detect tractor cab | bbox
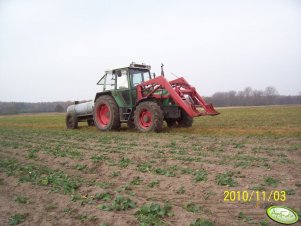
[96,63,152,91]
[95,63,153,122]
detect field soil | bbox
[0,105,300,226]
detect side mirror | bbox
[113,70,122,77]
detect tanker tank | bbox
[67,101,94,116]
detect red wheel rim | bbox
[138,109,152,128]
[96,104,110,127]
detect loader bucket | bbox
[201,104,219,116]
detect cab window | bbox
[142,71,151,82]
[104,72,115,91]
[130,69,151,87]
[132,72,142,86]
[116,70,129,89]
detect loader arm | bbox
[136,76,219,118]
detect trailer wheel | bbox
[66,113,78,129]
[87,119,94,126]
[134,101,163,132]
[178,110,193,127]
[94,95,120,131]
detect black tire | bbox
[178,110,193,127]
[93,95,120,131]
[87,119,94,126]
[134,101,163,132]
[166,119,177,128]
[66,112,78,129]
[127,118,135,129]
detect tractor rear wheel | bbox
[178,110,193,127]
[134,101,163,132]
[66,113,78,129]
[94,95,120,131]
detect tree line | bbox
[0,86,300,115]
[0,101,73,115]
[206,86,301,107]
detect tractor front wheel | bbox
[178,110,193,127]
[166,119,177,128]
[66,113,78,129]
[134,101,163,132]
[93,95,120,131]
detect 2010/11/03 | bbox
[224,190,286,202]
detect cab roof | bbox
[105,63,151,73]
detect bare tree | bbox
[55,104,64,112]
[252,89,264,105]
[264,86,279,104]
[264,86,279,96]
[243,87,252,105]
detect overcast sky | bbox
[0,0,300,102]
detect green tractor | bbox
[66,63,219,132]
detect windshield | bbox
[130,69,151,87]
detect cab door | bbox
[113,69,132,108]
